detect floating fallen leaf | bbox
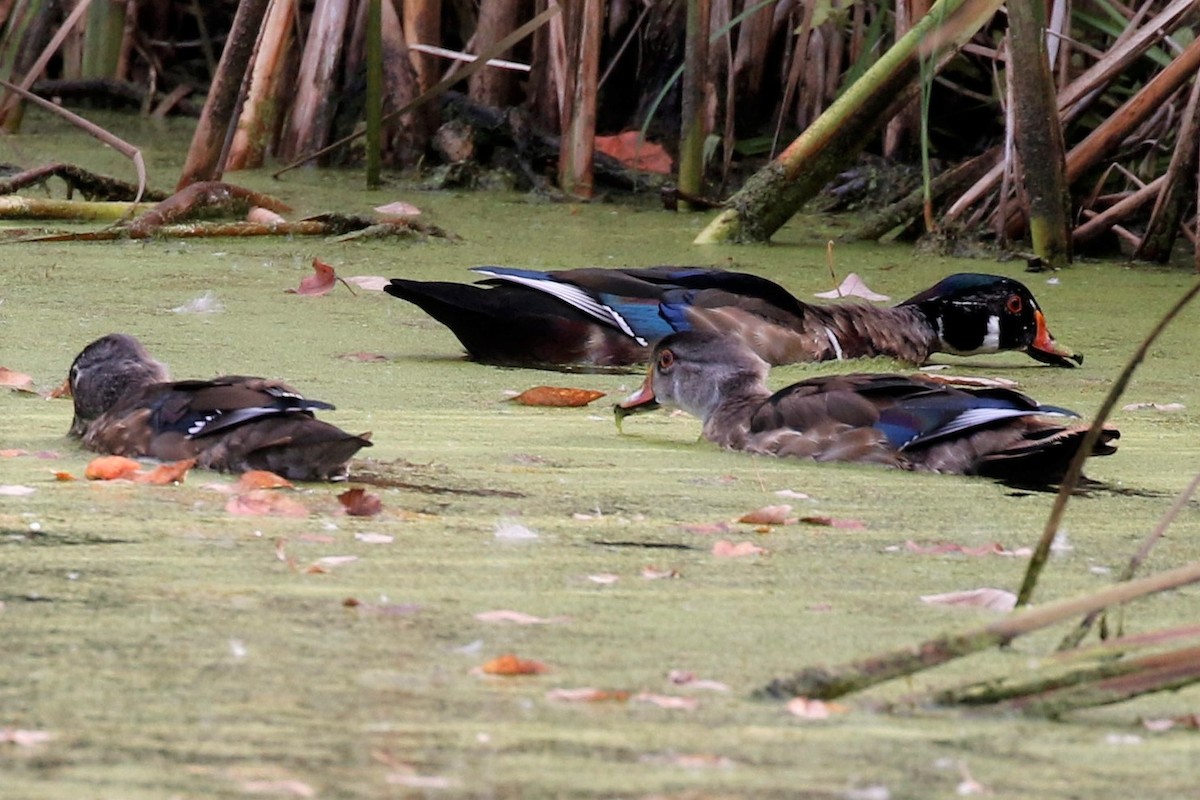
[920,587,1017,612]
[374,200,423,218]
[917,373,1019,389]
[786,696,847,719]
[546,687,631,703]
[44,378,72,399]
[84,455,142,480]
[800,515,866,530]
[681,521,732,535]
[587,573,620,585]
[667,670,730,692]
[225,490,310,517]
[306,555,358,575]
[474,609,569,625]
[643,752,736,769]
[286,257,338,296]
[903,539,1030,557]
[52,471,77,481]
[738,504,795,525]
[0,728,54,746]
[1142,713,1200,732]
[238,779,315,798]
[1122,402,1185,412]
[510,386,606,407]
[237,470,294,491]
[338,487,383,516]
[633,692,699,710]
[338,351,389,362]
[774,489,812,500]
[0,485,36,496]
[494,519,538,539]
[1,449,28,457]
[641,566,680,580]
[813,272,890,301]
[594,131,673,174]
[711,539,767,557]
[385,774,458,790]
[343,275,391,291]
[343,597,422,615]
[0,366,34,391]
[354,532,394,544]
[247,206,286,225]
[477,653,549,675]
[132,459,195,485]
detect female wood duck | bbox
[385,267,1081,370]
[68,334,372,481]
[616,331,1117,482]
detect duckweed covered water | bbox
[2,111,1200,798]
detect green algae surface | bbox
[2,112,1200,798]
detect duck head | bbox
[616,331,768,428]
[899,274,1082,367]
[69,333,169,436]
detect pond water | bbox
[1,110,1199,798]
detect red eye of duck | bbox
[1005,294,1023,314]
[658,349,675,370]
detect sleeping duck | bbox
[68,334,372,481]
[385,267,1081,370]
[615,330,1117,483]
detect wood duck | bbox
[385,267,1081,370]
[68,334,372,481]
[615,331,1117,482]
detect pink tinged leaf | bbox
[0,485,36,496]
[738,504,795,525]
[641,566,681,580]
[0,728,54,746]
[474,610,570,625]
[374,200,423,218]
[247,206,287,224]
[667,670,730,692]
[920,588,1017,612]
[546,687,631,703]
[711,539,767,558]
[633,692,699,710]
[385,774,458,790]
[775,489,812,500]
[225,490,310,517]
[813,272,891,301]
[786,696,847,719]
[343,275,391,291]
[354,532,394,544]
[800,515,866,530]
[238,779,315,797]
[0,367,35,392]
[681,521,732,535]
[286,258,338,296]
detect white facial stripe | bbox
[982,314,1001,352]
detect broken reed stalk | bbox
[757,559,1200,700]
[1057,470,1200,651]
[0,79,146,203]
[365,0,382,188]
[1015,278,1200,608]
[273,4,560,176]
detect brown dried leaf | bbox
[511,386,606,407]
[711,539,767,558]
[738,504,795,525]
[920,587,1017,612]
[225,490,310,517]
[286,258,338,296]
[44,377,72,399]
[594,131,673,174]
[477,654,549,675]
[0,366,34,391]
[904,539,1029,557]
[338,487,382,516]
[84,455,143,480]
[132,458,195,485]
[800,515,866,530]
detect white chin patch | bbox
[944,315,1001,355]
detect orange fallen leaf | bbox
[594,131,674,174]
[85,455,143,480]
[0,366,34,391]
[225,490,310,517]
[477,654,549,676]
[800,515,866,530]
[711,539,767,558]
[132,459,195,485]
[53,471,77,481]
[286,257,338,296]
[44,378,72,399]
[338,487,382,516]
[510,386,606,407]
[237,470,294,491]
[738,504,795,525]
[546,687,631,703]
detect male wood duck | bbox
[68,334,372,481]
[385,267,1081,370]
[615,331,1117,482]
